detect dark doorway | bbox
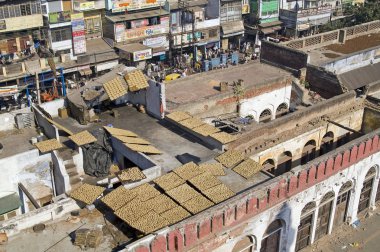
[358,167,376,214]
[314,192,334,241]
[301,140,317,165]
[260,220,283,252]
[334,182,352,228]
[296,202,316,251]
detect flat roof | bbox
[305,32,380,66]
[106,9,169,23]
[165,62,291,108]
[0,128,38,159]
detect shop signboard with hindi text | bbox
[133,48,152,62]
[108,0,165,12]
[71,13,86,55]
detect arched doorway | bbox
[334,181,352,228]
[232,236,256,252]
[296,202,316,251]
[315,191,335,241]
[259,109,272,123]
[301,140,317,165]
[276,103,288,117]
[320,132,334,155]
[277,151,293,175]
[260,219,284,252]
[262,159,275,175]
[358,166,377,214]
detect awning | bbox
[258,20,283,28]
[222,20,245,37]
[79,68,92,76]
[117,43,152,61]
[261,26,282,34]
[0,193,21,215]
[106,9,169,22]
[116,43,151,53]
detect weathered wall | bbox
[33,105,60,140]
[146,80,165,119]
[40,99,65,117]
[260,41,309,73]
[306,65,343,99]
[123,130,380,252]
[0,107,31,131]
[51,150,71,195]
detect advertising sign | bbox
[71,12,86,55]
[80,1,95,10]
[115,23,126,42]
[49,11,71,24]
[143,36,168,48]
[242,4,250,14]
[133,48,152,61]
[125,18,169,40]
[109,0,165,12]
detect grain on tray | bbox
[132,211,169,234]
[166,183,201,204]
[146,194,178,214]
[125,143,162,154]
[203,184,235,203]
[160,206,191,225]
[34,139,63,153]
[113,135,150,145]
[215,150,245,168]
[232,159,262,179]
[188,172,222,191]
[173,161,203,180]
[178,117,205,129]
[153,172,185,191]
[192,124,220,137]
[115,198,152,223]
[182,195,214,214]
[70,183,105,205]
[199,163,226,176]
[100,186,137,210]
[129,183,161,201]
[210,132,238,144]
[68,130,97,146]
[117,167,146,182]
[103,126,138,137]
[166,111,192,122]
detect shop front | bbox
[221,20,245,50]
[117,43,152,69]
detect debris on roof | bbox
[166,111,192,122]
[100,186,137,211]
[199,163,226,176]
[103,77,128,101]
[68,130,97,146]
[124,70,149,92]
[233,159,262,179]
[173,162,203,180]
[117,167,146,182]
[153,172,186,191]
[215,150,245,168]
[203,184,235,204]
[34,139,63,153]
[70,183,105,205]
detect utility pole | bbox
[35,72,41,105]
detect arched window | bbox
[320,132,334,155]
[301,140,317,165]
[232,236,256,252]
[276,103,288,117]
[358,166,377,213]
[260,219,284,252]
[262,159,275,175]
[296,202,316,251]
[277,151,293,175]
[259,109,272,123]
[334,181,353,228]
[315,192,335,241]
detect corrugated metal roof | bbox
[338,62,380,90]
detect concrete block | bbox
[342,150,351,168]
[258,196,267,211]
[298,170,308,190]
[316,162,326,182]
[357,142,366,160]
[333,154,343,171]
[325,158,334,176]
[211,214,223,233]
[288,176,298,195]
[247,197,258,215]
[236,202,247,221]
[364,139,372,157]
[371,135,379,153]
[350,145,358,163]
[224,207,236,227]
[307,166,317,186]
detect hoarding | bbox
[49,11,71,24]
[125,16,169,40]
[109,0,165,12]
[115,23,126,42]
[71,13,86,55]
[133,48,152,61]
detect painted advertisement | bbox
[125,16,169,40]
[71,13,86,55]
[143,36,168,48]
[109,0,165,12]
[48,11,71,24]
[115,23,126,42]
[133,48,152,61]
[73,1,96,11]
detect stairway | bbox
[57,148,82,191]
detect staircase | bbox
[57,148,82,191]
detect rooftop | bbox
[0,128,38,159]
[305,32,380,66]
[165,62,291,110]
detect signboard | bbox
[115,23,126,42]
[133,48,152,62]
[242,4,250,14]
[71,13,86,55]
[49,11,71,24]
[143,36,168,48]
[125,17,169,40]
[174,32,202,46]
[109,0,165,12]
[0,20,6,30]
[80,1,95,10]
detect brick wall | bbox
[306,65,343,99]
[125,129,380,252]
[260,41,309,73]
